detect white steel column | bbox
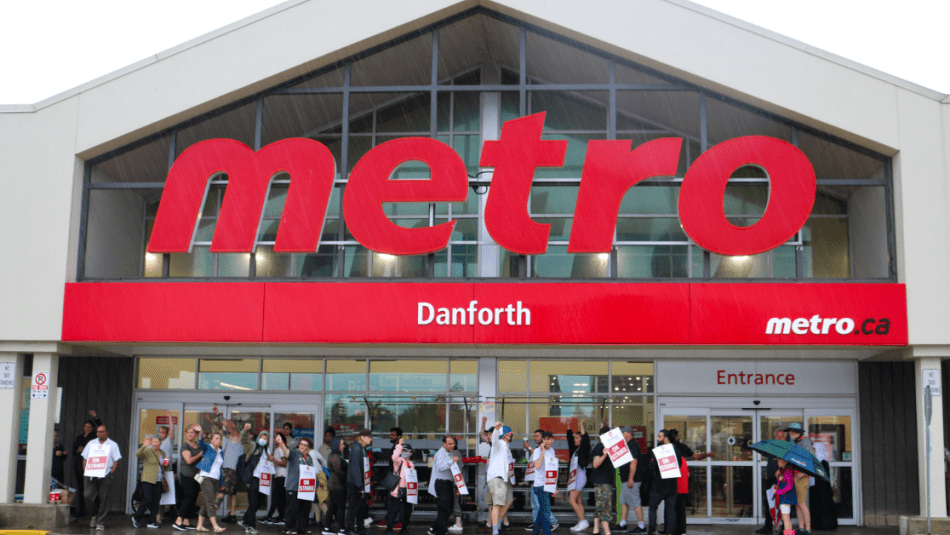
[23,352,59,504]
[477,63,502,277]
[915,356,947,517]
[0,352,25,503]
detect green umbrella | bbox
[749,439,829,480]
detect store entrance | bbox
[658,398,857,525]
[131,394,322,515]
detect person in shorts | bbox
[617,427,644,533]
[590,425,615,535]
[785,423,814,535]
[487,422,515,535]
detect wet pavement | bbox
[45,515,900,535]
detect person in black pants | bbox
[346,429,374,535]
[755,429,784,535]
[324,437,348,534]
[430,435,459,535]
[384,441,414,535]
[647,430,681,535]
[242,431,271,534]
[265,431,289,525]
[173,425,204,530]
[277,434,317,535]
[71,410,102,517]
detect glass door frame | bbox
[659,397,860,526]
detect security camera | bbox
[224,395,231,401]
[753,400,761,405]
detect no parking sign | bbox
[31,372,49,399]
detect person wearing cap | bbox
[530,431,557,535]
[617,426,644,533]
[487,422,515,535]
[346,429,374,535]
[589,425,616,535]
[784,423,814,535]
[384,437,415,535]
[524,430,558,532]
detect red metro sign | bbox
[147,113,816,257]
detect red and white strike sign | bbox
[543,454,559,494]
[450,462,469,495]
[406,468,419,504]
[600,428,633,467]
[298,465,317,501]
[653,444,681,479]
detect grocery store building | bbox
[1,0,948,528]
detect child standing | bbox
[774,459,798,535]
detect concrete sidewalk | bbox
[43,515,899,535]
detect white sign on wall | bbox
[922,369,942,396]
[655,361,856,395]
[31,371,49,399]
[0,363,15,389]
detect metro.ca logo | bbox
[765,315,892,336]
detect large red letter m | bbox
[147,139,336,253]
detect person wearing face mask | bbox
[277,434,318,535]
[242,431,272,534]
[72,409,102,518]
[194,430,226,533]
[384,438,415,535]
[379,428,403,531]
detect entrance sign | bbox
[148,114,815,258]
[600,428,633,467]
[653,444,680,479]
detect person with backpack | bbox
[241,430,272,534]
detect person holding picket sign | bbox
[531,432,557,535]
[384,439,415,535]
[430,435,461,535]
[566,420,591,532]
[277,434,318,535]
[243,430,274,534]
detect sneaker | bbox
[246,528,260,534]
[365,518,375,528]
[148,524,161,529]
[275,521,285,526]
[238,520,246,527]
[323,529,336,535]
[449,526,462,533]
[378,521,389,529]
[187,526,197,530]
[97,525,106,531]
[133,517,141,528]
[571,521,589,532]
[428,529,435,535]
[393,524,403,532]
[90,519,97,528]
[174,523,188,531]
[551,522,559,531]
[524,525,534,532]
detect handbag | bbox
[380,461,403,493]
[194,474,205,485]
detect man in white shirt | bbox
[82,424,122,531]
[487,422,514,535]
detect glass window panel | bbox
[198,372,258,391]
[690,245,705,278]
[351,34,432,86]
[501,91,520,122]
[723,181,769,221]
[802,218,850,278]
[450,361,477,392]
[528,361,608,393]
[710,415,752,461]
[218,252,251,277]
[92,137,171,184]
[616,91,701,141]
[533,218,572,242]
[705,96,793,144]
[263,359,323,391]
[611,361,655,395]
[711,252,771,279]
[143,249,162,278]
[531,185,578,215]
[276,411,315,445]
[687,465,708,517]
[532,246,609,278]
[611,396,654,443]
[261,93,345,146]
[528,396,599,437]
[261,373,289,390]
[808,415,852,462]
[196,219,217,242]
[262,182,288,219]
[137,358,196,389]
[85,189,157,278]
[325,394,365,436]
[326,360,366,391]
[812,191,848,215]
[169,246,215,277]
[296,245,339,278]
[453,134,482,174]
[535,134,602,178]
[176,103,257,156]
[664,415,706,457]
[759,415,803,448]
[343,244,371,277]
[449,402,478,442]
[381,201,430,217]
[846,185,888,278]
[499,361,527,393]
[529,91,607,131]
[354,93,431,133]
[798,130,886,181]
[829,466,854,519]
[138,409,182,449]
[526,32,609,85]
[256,245,294,277]
[370,397,446,438]
[500,401,527,437]
[438,217,477,241]
[290,373,323,391]
[371,252,427,278]
[439,244,478,278]
[616,218,688,242]
[619,185,679,215]
[618,245,689,278]
[615,63,670,86]
[370,360,447,392]
[710,466,754,518]
[771,246,797,278]
[346,136,373,171]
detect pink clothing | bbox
[775,468,795,497]
[390,444,415,497]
